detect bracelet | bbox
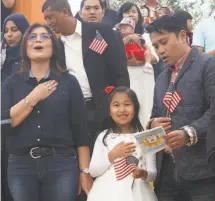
[23,98,34,108]
[181,126,198,146]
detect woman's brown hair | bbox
[19,23,66,74]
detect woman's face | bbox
[26,27,53,62]
[187,19,193,32]
[4,20,22,47]
[122,6,139,24]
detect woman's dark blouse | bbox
[1,71,90,154]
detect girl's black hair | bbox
[117,2,144,35]
[102,86,144,146]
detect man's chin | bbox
[88,18,98,22]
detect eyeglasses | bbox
[27,33,52,41]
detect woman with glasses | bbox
[1,23,92,201]
[1,13,29,84]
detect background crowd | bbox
[1,0,215,201]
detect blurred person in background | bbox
[174,10,193,46]
[140,0,173,24]
[117,2,158,128]
[192,0,215,56]
[118,2,162,80]
[118,2,145,35]
[75,0,118,27]
[79,0,105,23]
[1,13,29,201]
[1,13,30,83]
[1,0,15,30]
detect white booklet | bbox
[134,126,166,155]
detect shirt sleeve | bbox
[67,74,90,147]
[145,153,157,182]
[192,21,205,48]
[89,131,112,178]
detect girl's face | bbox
[109,92,135,132]
[122,6,139,24]
[4,20,22,47]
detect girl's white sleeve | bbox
[89,132,112,178]
[145,153,157,182]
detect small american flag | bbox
[114,156,139,181]
[163,82,181,114]
[89,30,108,54]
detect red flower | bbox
[105,86,115,95]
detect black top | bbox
[1,45,22,84]
[1,71,90,154]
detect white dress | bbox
[87,130,158,201]
[128,33,158,128]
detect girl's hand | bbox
[132,168,148,180]
[108,142,136,163]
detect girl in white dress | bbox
[87,86,157,201]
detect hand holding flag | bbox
[132,168,148,180]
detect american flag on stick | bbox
[114,156,139,181]
[163,82,182,114]
[89,30,108,54]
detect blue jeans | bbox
[7,152,79,201]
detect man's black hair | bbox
[146,15,184,35]
[173,10,193,31]
[42,0,73,16]
[80,0,104,11]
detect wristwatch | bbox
[181,126,197,146]
[80,168,90,174]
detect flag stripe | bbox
[89,31,108,54]
[163,83,182,114]
[116,165,137,180]
[114,156,138,181]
